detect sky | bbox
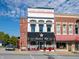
[0,0,79,36]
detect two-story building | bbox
[19,7,56,51]
[55,14,79,52]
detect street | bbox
[0,48,79,59]
[0,54,79,59]
[0,54,48,59]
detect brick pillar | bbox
[73,23,75,35]
[54,17,56,34]
[60,17,62,34]
[67,23,69,34]
[19,18,28,50]
[71,43,75,52]
[54,17,56,51]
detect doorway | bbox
[68,43,72,51]
[38,41,44,50]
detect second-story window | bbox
[46,20,52,32]
[39,24,43,32]
[30,20,36,32]
[38,20,44,32]
[47,25,51,32]
[31,24,36,32]
[62,24,67,34]
[75,24,78,34]
[56,24,61,34]
[68,24,73,34]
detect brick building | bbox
[19,7,79,52]
[55,14,79,52]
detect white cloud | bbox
[0,0,79,17]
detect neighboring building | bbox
[55,14,79,52]
[19,7,56,51]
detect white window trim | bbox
[56,22,61,35]
[62,23,67,35]
[68,23,73,35]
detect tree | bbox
[0,32,5,40]
[3,34,10,45]
[10,36,18,46]
[0,32,18,47]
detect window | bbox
[56,24,61,34]
[75,24,78,34]
[38,20,44,32]
[31,24,35,32]
[62,24,67,34]
[30,41,36,45]
[46,41,51,45]
[56,42,66,49]
[47,25,51,32]
[30,20,36,24]
[38,20,44,24]
[39,24,43,32]
[68,24,73,34]
[75,42,79,50]
[46,20,52,24]
[46,20,52,32]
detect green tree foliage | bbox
[3,34,10,45]
[0,32,18,47]
[0,32,5,40]
[10,36,17,46]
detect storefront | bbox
[27,32,56,51]
[56,42,66,49]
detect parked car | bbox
[5,44,15,51]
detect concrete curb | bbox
[0,51,79,56]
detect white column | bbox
[28,23,31,32]
[35,24,39,32]
[43,24,47,32]
[51,24,54,32]
[45,41,46,47]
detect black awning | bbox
[28,32,55,41]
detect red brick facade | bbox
[55,14,79,42]
[19,18,28,50]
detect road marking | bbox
[30,54,35,59]
[0,55,4,59]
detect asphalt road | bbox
[48,55,79,59]
[0,54,79,59]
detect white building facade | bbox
[27,8,54,32]
[26,7,55,51]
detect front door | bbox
[38,41,44,50]
[68,43,72,51]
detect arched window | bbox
[30,20,36,32]
[38,20,44,24]
[46,20,52,32]
[38,20,44,32]
[30,20,36,24]
[46,20,52,25]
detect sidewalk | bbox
[46,51,76,56]
[0,48,79,56]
